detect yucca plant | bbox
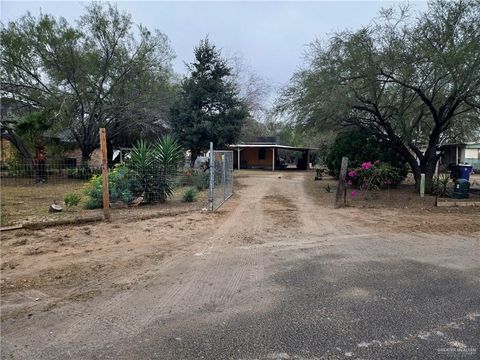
[153,135,184,202]
[432,174,451,197]
[125,136,184,204]
[128,140,157,203]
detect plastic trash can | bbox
[457,165,473,181]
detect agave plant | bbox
[126,136,184,204]
[127,140,156,203]
[153,135,184,202]
[432,174,451,197]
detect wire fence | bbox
[0,159,209,227]
[210,150,234,210]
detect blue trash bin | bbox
[458,165,473,181]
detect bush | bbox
[325,130,408,178]
[432,174,452,197]
[193,169,209,190]
[82,135,184,209]
[64,193,81,208]
[182,187,198,202]
[83,165,136,209]
[347,161,404,191]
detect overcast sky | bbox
[1,1,428,102]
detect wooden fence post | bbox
[100,128,110,222]
[335,156,349,208]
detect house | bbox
[465,142,480,170]
[437,142,480,170]
[229,137,316,171]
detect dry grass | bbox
[1,177,209,227]
[1,178,87,226]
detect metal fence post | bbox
[222,154,226,202]
[209,142,214,211]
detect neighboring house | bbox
[0,138,15,164]
[464,142,480,170]
[437,142,480,171]
[229,137,315,171]
[438,143,466,168]
[63,147,103,169]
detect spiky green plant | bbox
[126,136,184,203]
[182,187,198,202]
[153,135,184,202]
[432,174,451,197]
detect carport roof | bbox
[229,144,317,151]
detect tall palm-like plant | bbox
[128,140,156,202]
[154,135,184,202]
[126,136,184,203]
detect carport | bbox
[229,144,314,171]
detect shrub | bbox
[347,161,404,191]
[64,193,81,208]
[193,169,209,190]
[83,136,184,208]
[432,174,452,197]
[83,165,135,209]
[182,187,198,202]
[325,130,408,178]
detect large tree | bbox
[279,0,480,192]
[170,38,248,167]
[1,3,175,162]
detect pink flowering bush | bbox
[361,161,373,170]
[347,160,403,192]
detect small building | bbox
[435,142,480,172]
[465,142,480,170]
[229,137,315,171]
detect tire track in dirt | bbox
[3,172,325,359]
[39,177,271,354]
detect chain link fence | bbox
[0,142,235,226]
[209,148,234,210]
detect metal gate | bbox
[209,143,233,210]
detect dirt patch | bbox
[0,207,222,320]
[263,194,298,229]
[304,174,480,235]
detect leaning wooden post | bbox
[335,156,349,208]
[100,128,110,222]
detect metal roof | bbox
[228,144,317,151]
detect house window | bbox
[258,148,266,160]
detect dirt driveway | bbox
[1,172,479,359]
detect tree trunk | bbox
[80,148,93,168]
[190,150,199,168]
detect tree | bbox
[170,38,248,167]
[325,130,408,178]
[1,3,175,162]
[279,0,480,192]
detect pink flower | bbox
[347,180,352,186]
[351,190,357,198]
[348,170,357,178]
[361,162,373,170]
